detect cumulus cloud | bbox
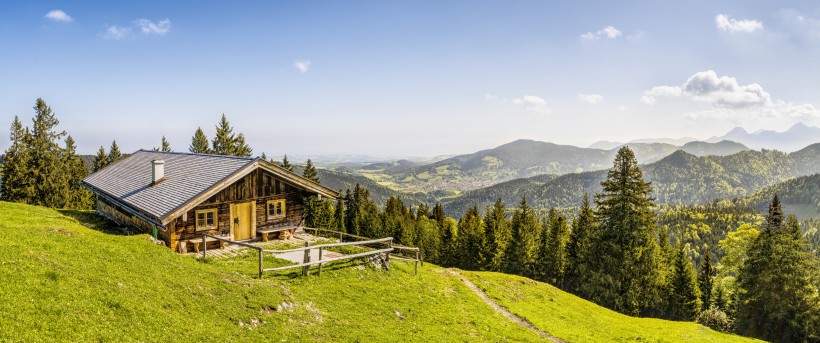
[45,9,73,22]
[513,95,550,114]
[642,70,820,120]
[134,19,171,35]
[294,60,311,73]
[580,26,622,41]
[578,93,603,104]
[716,14,763,33]
[104,25,131,40]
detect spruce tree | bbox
[28,98,66,207]
[302,159,319,183]
[416,203,430,219]
[539,208,570,285]
[432,203,446,228]
[736,197,820,342]
[456,205,485,270]
[668,244,702,321]
[92,146,108,172]
[211,114,253,156]
[483,199,510,272]
[282,154,293,172]
[108,140,122,165]
[565,194,595,294]
[61,136,92,209]
[189,127,211,154]
[0,116,33,203]
[333,191,345,233]
[155,135,172,152]
[502,196,541,277]
[588,146,664,316]
[698,248,715,309]
[344,187,360,235]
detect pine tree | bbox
[668,244,702,321]
[483,199,510,271]
[698,248,715,309]
[282,154,293,172]
[333,191,345,233]
[456,205,485,270]
[302,159,319,183]
[61,136,92,209]
[28,98,66,207]
[233,133,252,157]
[736,197,820,342]
[415,216,441,263]
[0,116,33,203]
[155,135,172,152]
[189,127,211,154]
[416,203,430,219]
[432,203,446,228]
[344,187,360,235]
[539,208,570,285]
[565,194,595,293]
[588,146,664,316]
[502,196,541,277]
[108,140,122,165]
[92,146,108,172]
[211,114,252,156]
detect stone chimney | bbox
[152,159,165,184]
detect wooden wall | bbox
[96,198,170,244]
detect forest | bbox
[2,98,820,342]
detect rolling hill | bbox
[0,201,758,342]
[443,144,820,216]
[737,173,820,219]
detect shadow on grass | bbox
[57,209,138,236]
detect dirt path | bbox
[446,270,565,343]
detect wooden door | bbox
[231,202,255,241]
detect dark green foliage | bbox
[108,140,122,165]
[303,159,319,183]
[502,196,541,278]
[736,197,820,342]
[698,249,715,309]
[564,194,595,293]
[333,191,345,232]
[154,136,172,152]
[282,154,293,172]
[537,208,570,285]
[92,146,107,172]
[416,203,430,219]
[189,127,211,154]
[587,147,664,316]
[0,116,33,203]
[303,196,334,229]
[455,205,485,270]
[211,114,252,157]
[28,99,66,207]
[414,216,441,263]
[483,199,511,272]
[432,203,446,228]
[60,136,92,209]
[344,188,360,236]
[668,244,702,321]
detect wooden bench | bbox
[257,225,299,241]
[180,235,230,253]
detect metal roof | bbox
[83,150,255,223]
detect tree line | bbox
[304,146,820,342]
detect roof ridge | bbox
[135,149,255,161]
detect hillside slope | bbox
[737,173,820,219]
[0,201,757,342]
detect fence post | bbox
[385,239,391,271]
[258,248,263,278]
[202,234,207,258]
[415,250,419,275]
[318,247,324,276]
[302,241,311,276]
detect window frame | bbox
[195,208,218,231]
[267,199,286,220]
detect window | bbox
[267,199,286,220]
[196,209,218,230]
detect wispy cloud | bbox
[580,26,622,41]
[294,60,311,73]
[45,9,73,23]
[134,19,172,35]
[513,95,550,114]
[578,93,603,104]
[716,14,763,33]
[103,25,131,40]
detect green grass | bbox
[462,271,761,343]
[0,201,762,342]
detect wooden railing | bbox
[304,227,423,275]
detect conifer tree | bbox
[0,116,33,203]
[668,244,702,321]
[565,194,595,293]
[92,146,108,172]
[539,208,570,285]
[211,114,252,156]
[483,199,510,271]
[432,203,446,228]
[61,136,92,209]
[302,159,319,183]
[415,216,441,263]
[333,191,345,233]
[416,203,430,219]
[344,186,360,235]
[736,197,820,342]
[456,205,485,270]
[29,98,66,207]
[698,248,715,309]
[282,154,293,172]
[588,146,664,316]
[155,135,172,152]
[189,127,211,154]
[439,217,459,267]
[108,140,122,165]
[502,196,541,277]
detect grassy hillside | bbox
[738,173,820,219]
[0,201,758,342]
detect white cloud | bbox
[642,70,820,120]
[294,60,311,73]
[578,93,603,104]
[579,26,622,41]
[104,25,131,40]
[617,106,628,111]
[512,95,550,114]
[716,14,763,33]
[134,19,171,35]
[45,9,73,22]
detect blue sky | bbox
[2,1,820,157]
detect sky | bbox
[2,1,820,158]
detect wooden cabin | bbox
[82,150,338,253]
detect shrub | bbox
[696,307,733,333]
